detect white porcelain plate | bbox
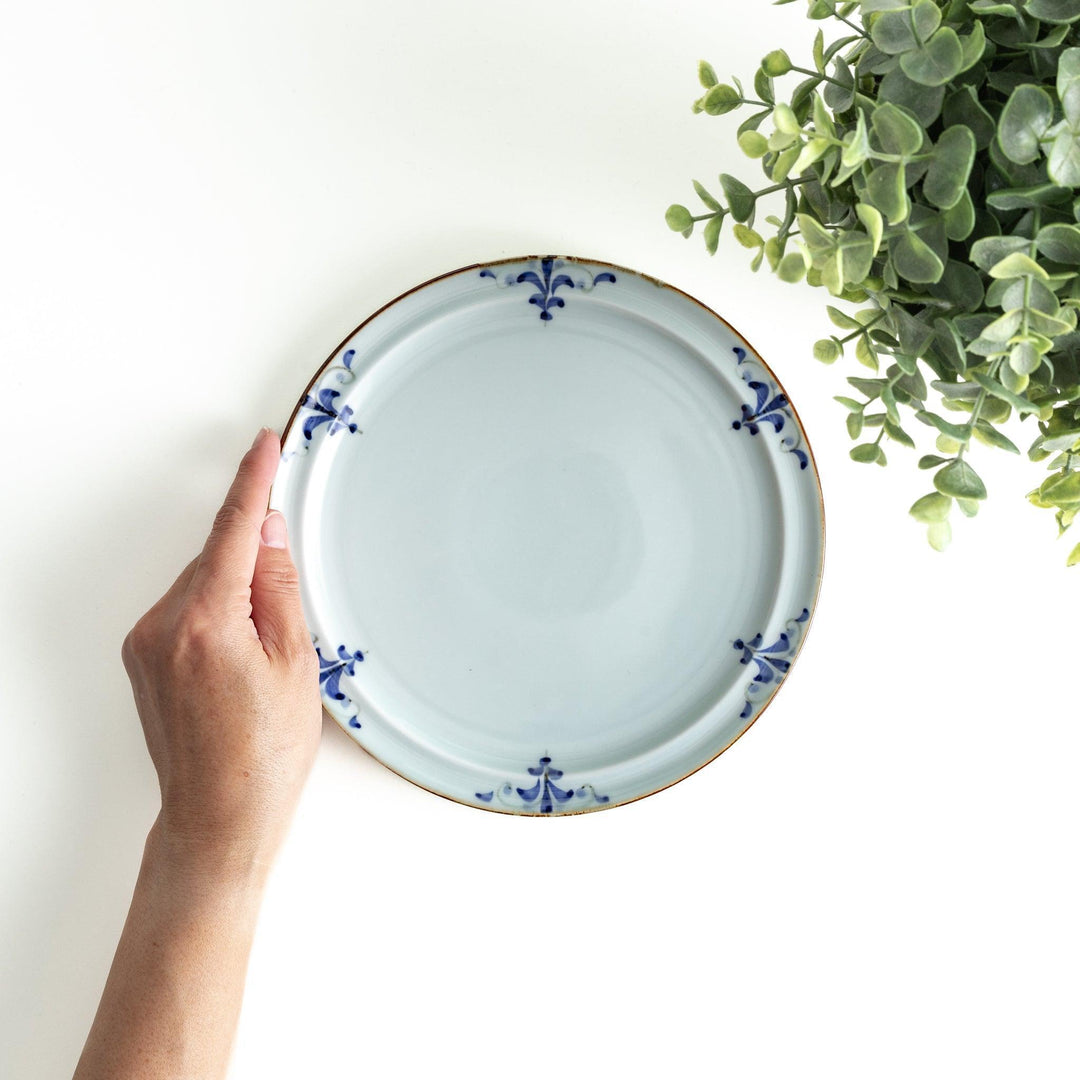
[271,257,824,814]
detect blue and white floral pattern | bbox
[317,641,365,729]
[298,348,361,443]
[476,756,610,813]
[734,608,810,720]
[479,258,616,322]
[731,347,809,470]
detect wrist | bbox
[143,818,273,901]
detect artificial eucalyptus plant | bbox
[667,0,1080,562]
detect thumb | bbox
[250,511,309,659]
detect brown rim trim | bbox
[276,254,826,817]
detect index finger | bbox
[191,428,281,598]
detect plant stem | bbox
[957,358,1003,462]
[755,177,812,198]
[790,65,853,91]
[829,7,869,37]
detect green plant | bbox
[667,0,1080,563]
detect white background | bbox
[2,2,1077,1077]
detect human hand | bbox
[122,428,322,884]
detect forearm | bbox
[74,823,267,1080]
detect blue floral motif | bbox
[317,641,364,729]
[299,348,361,442]
[476,756,611,813]
[731,347,809,470]
[479,258,616,322]
[734,608,810,720]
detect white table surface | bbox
[2,3,1077,1077]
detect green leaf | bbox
[943,87,995,150]
[737,108,772,137]
[957,498,979,518]
[941,189,975,241]
[835,396,864,412]
[1001,277,1059,317]
[927,519,952,550]
[777,252,807,282]
[1048,127,1080,187]
[1024,0,1080,23]
[1036,223,1080,263]
[855,203,883,255]
[719,174,755,222]
[827,305,860,330]
[762,49,792,76]
[823,57,856,112]
[910,491,952,522]
[934,459,987,499]
[770,145,801,182]
[814,337,841,363]
[849,376,885,398]
[987,252,1049,280]
[986,184,1072,210]
[970,235,1029,273]
[738,130,769,158]
[917,410,971,441]
[754,67,773,105]
[850,442,885,464]
[1001,362,1029,394]
[891,230,946,283]
[1010,339,1042,375]
[792,136,833,174]
[732,223,763,248]
[957,20,986,72]
[973,420,1021,453]
[919,454,950,469]
[698,60,719,89]
[969,370,1042,414]
[866,162,909,225]
[884,418,916,447]
[1026,308,1076,336]
[693,180,721,211]
[1059,48,1080,125]
[970,0,1018,12]
[900,27,963,87]
[932,379,980,401]
[1040,431,1080,452]
[847,411,864,439]
[703,214,722,255]
[855,334,879,369]
[871,102,925,157]
[813,28,825,73]
[840,110,871,171]
[839,232,875,285]
[666,204,693,232]
[998,84,1054,165]
[812,91,835,139]
[1039,471,1080,506]
[871,1,941,53]
[704,84,741,116]
[877,71,944,129]
[980,310,1023,343]
[923,126,975,209]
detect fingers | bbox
[250,510,312,661]
[191,429,280,601]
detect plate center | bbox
[462,448,643,617]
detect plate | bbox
[271,256,824,814]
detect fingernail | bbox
[251,426,276,450]
[261,510,288,549]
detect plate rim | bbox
[273,253,826,816]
